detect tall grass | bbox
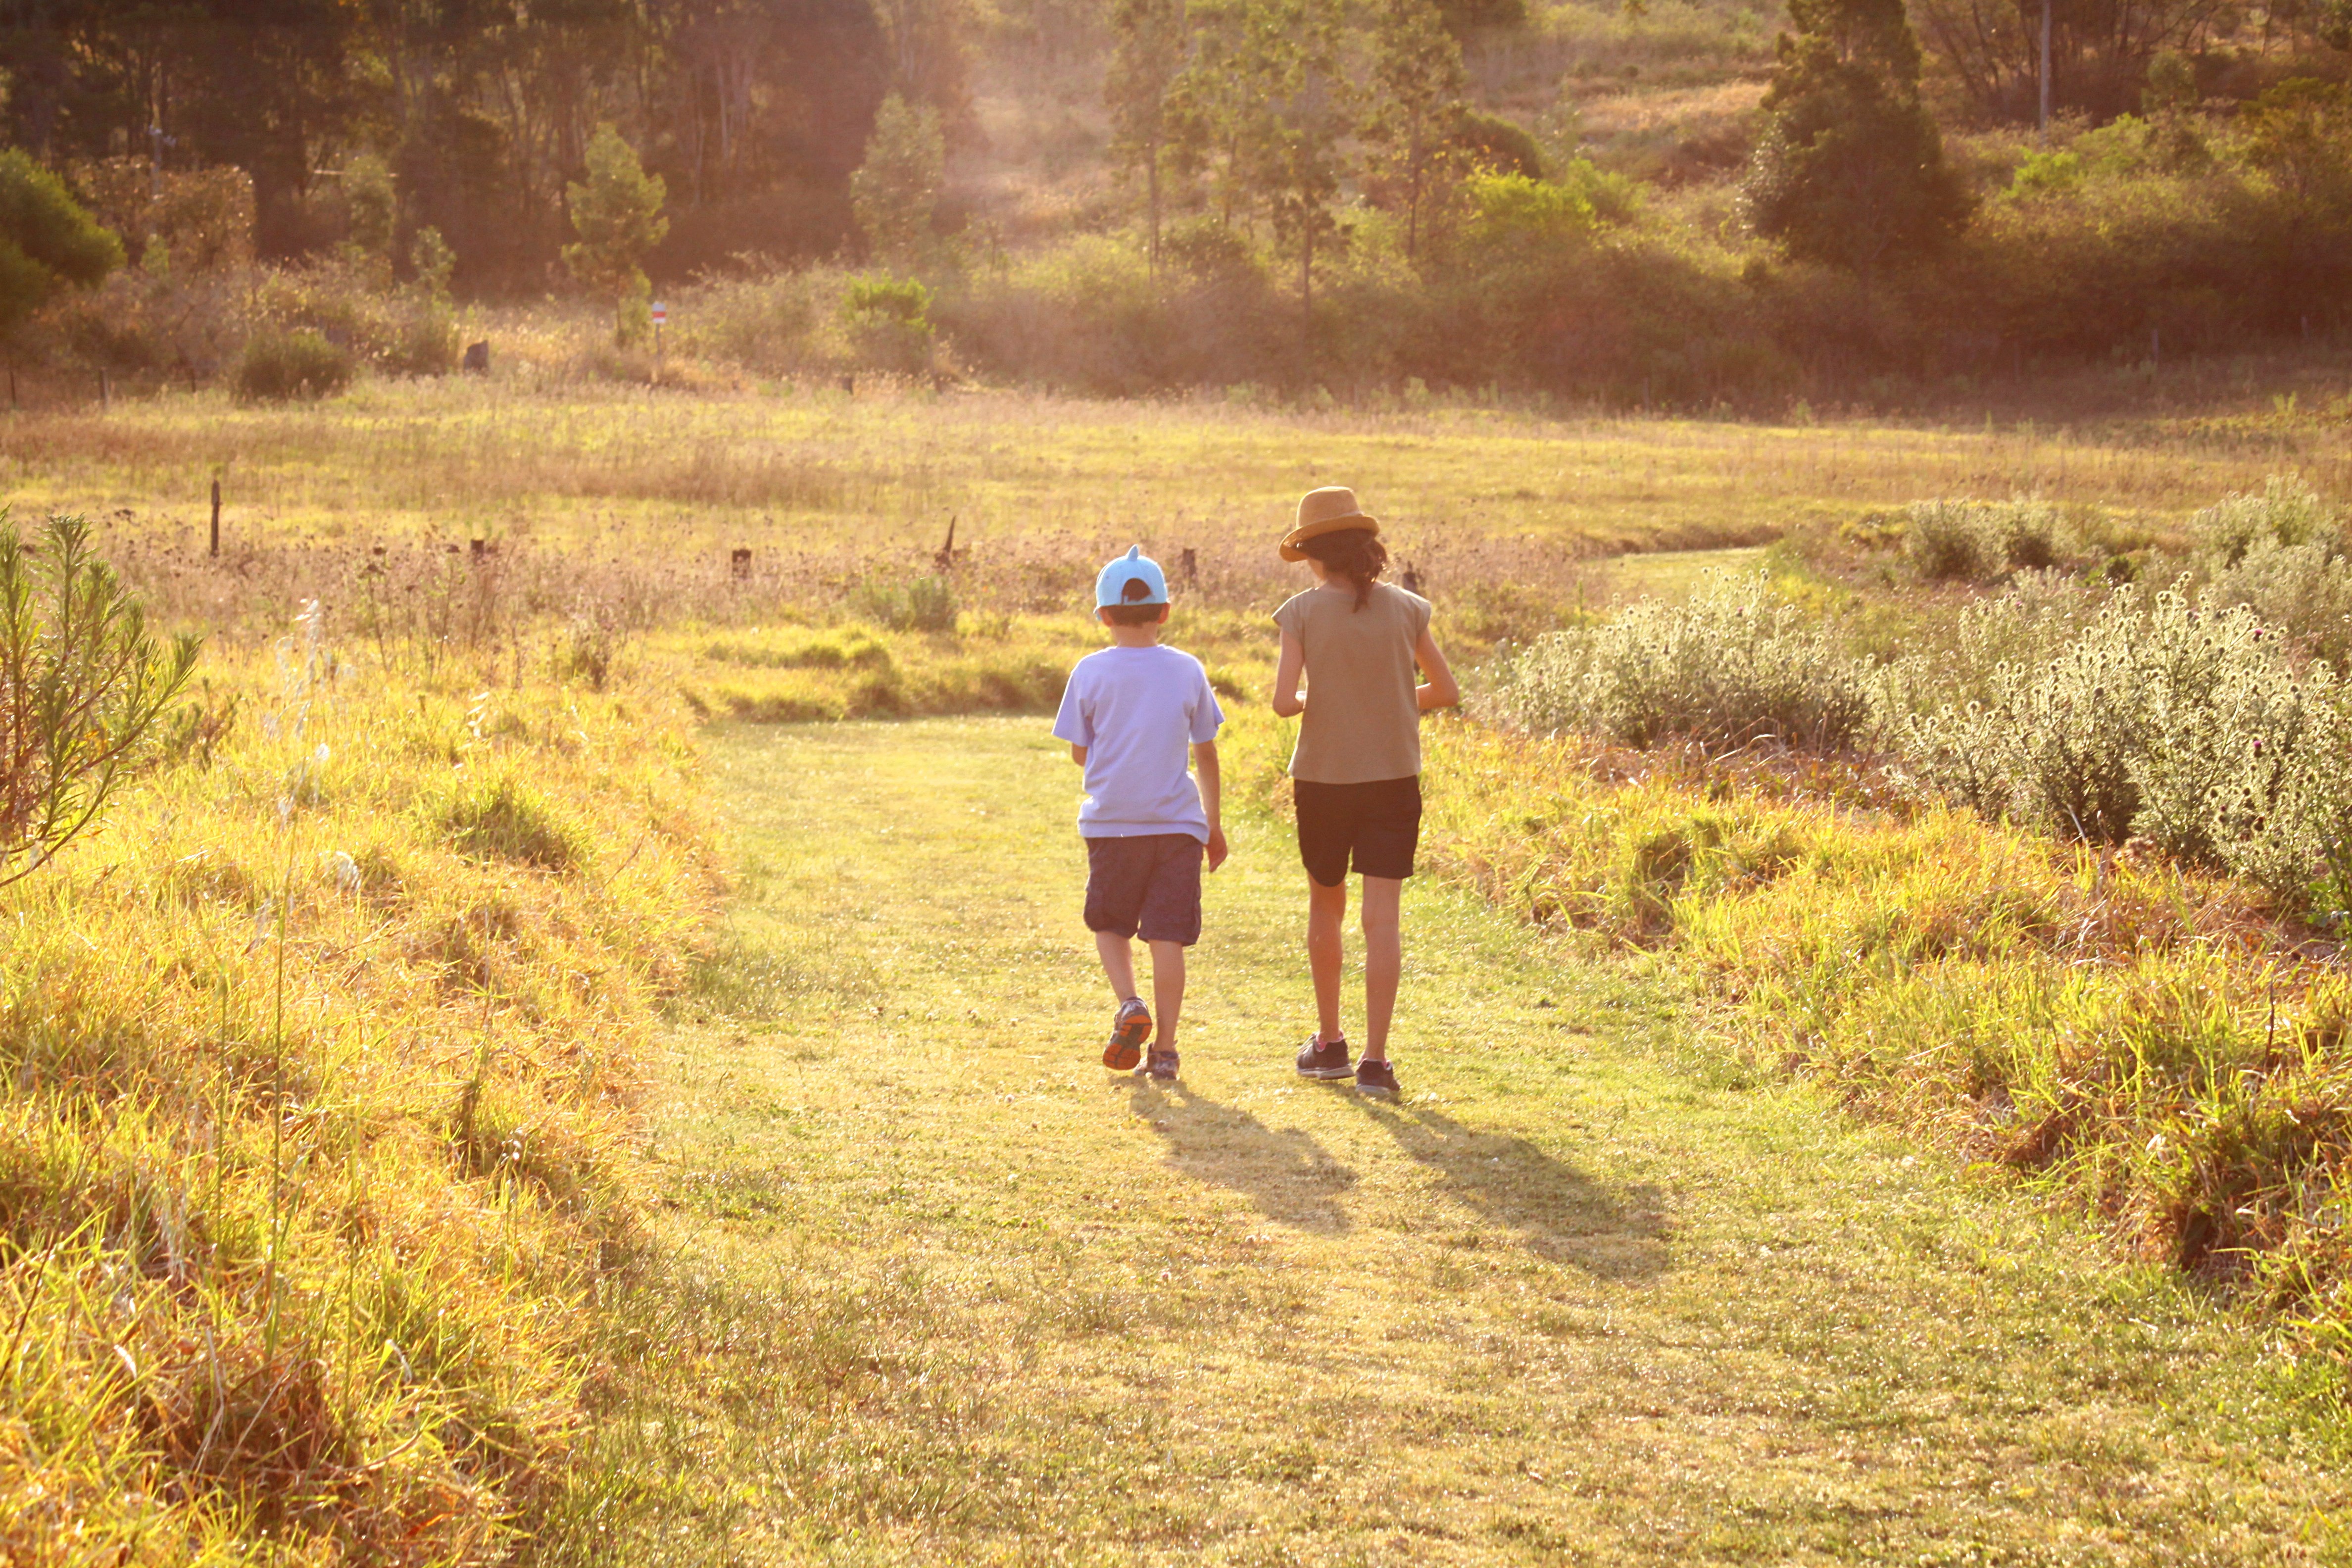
[0,615,715,1558]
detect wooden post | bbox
[99,368,110,408]
[1180,547,1198,586]
[209,478,220,557]
[730,546,752,579]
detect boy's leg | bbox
[1146,940,1185,1048]
[1096,931,1140,1003]
[1359,876,1404,1062]
[1307,876,1348,1044]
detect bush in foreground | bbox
[1484,571,1874,752]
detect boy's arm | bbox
[1193,740,1227,870]
[1070,744,1087,764]
[1415,626,1461,712]
[1271,628,1306,717]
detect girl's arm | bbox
[1271,627,1307,717]
[1415,627,1461,712]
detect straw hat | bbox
[1280,486,1380,562]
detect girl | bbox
[1270,487,1459,1097]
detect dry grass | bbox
[0,624,716,1561]
[17,381,2352,572]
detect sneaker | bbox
[1138,1047,1179,1081]
[1354,1058,1400,1097]
[1104,998,1151,1070]
[1296,1034,1352,1080]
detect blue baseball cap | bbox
[1094,545,1169,608]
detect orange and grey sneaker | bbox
[1354,1058,1400,1097]
[1104,997,1151,1070]
[1139,1046,1179,1081]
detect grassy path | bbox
[584,718,2348,1565]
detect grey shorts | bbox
[1083,833,1204,946]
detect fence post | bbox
[209,479,220,557]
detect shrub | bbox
[848,575,959,634]
[2191,475,2339,569]
[235,328,353,401]
[438,772,588,870]
[1901,498,2067,584]
[843,274,935,375]
[1895,588,2352,909]
[1485,572,1875,752]
[2184,476,2352,662]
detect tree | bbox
[1164,0,1257,231]
[850,92,945,266]
[0,151,123,338]
[0,512,198,891]
[563,124,668,345]
[1362,0,1466,260]
[1739,0,1971,280]
[1106,0,1187,276]
[1239,0,1351,345]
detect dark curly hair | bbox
[1300,527,1388,610]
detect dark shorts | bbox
[1083,833,1205,946]
[1294,776,1422,887]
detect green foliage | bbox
[344,151,397,260]
[1487,572,1875,751]
[1107,0,1188,269]
[1901,498,2066,583]
[2239,79,2352,211]
[843,274,937,374]
[851,95,946,267]
[0,514,198,889]
[1464,169,1593,245]
[1361,0,1468,259]
[2002,149,2083,200]
[563,125,669,345]
[1453,107,1544,177]
[0,150,123,336]
[409,225,455,298]
[849,574,960,633]
[235,328,355,401]
[1739,0,1969,275]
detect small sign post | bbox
[651,300,667,380]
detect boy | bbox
[1052,546,1229,1080]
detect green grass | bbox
[542,717,2350,1564]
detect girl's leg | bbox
[1359,876,1404,1062]
[1306,876,1348,1043]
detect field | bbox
[9,381,2350,569]
[11,380,2352,1561]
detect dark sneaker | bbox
[1354,1058,1400,1097]
[1104,998,1151,1070]
[1296,1034,1352,1080]
[1138,1047,1179,1081]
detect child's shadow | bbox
[1127,1079,1357,1234]
[1351,1099,1669,1279]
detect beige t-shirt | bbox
[1273,580,1433,784]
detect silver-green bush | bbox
[1895,588,2352,907]
[2192,477,2352,664]
[1901,498,2067,584]
[1485,572,1874,751]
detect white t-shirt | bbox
[1051,644,1225,840]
